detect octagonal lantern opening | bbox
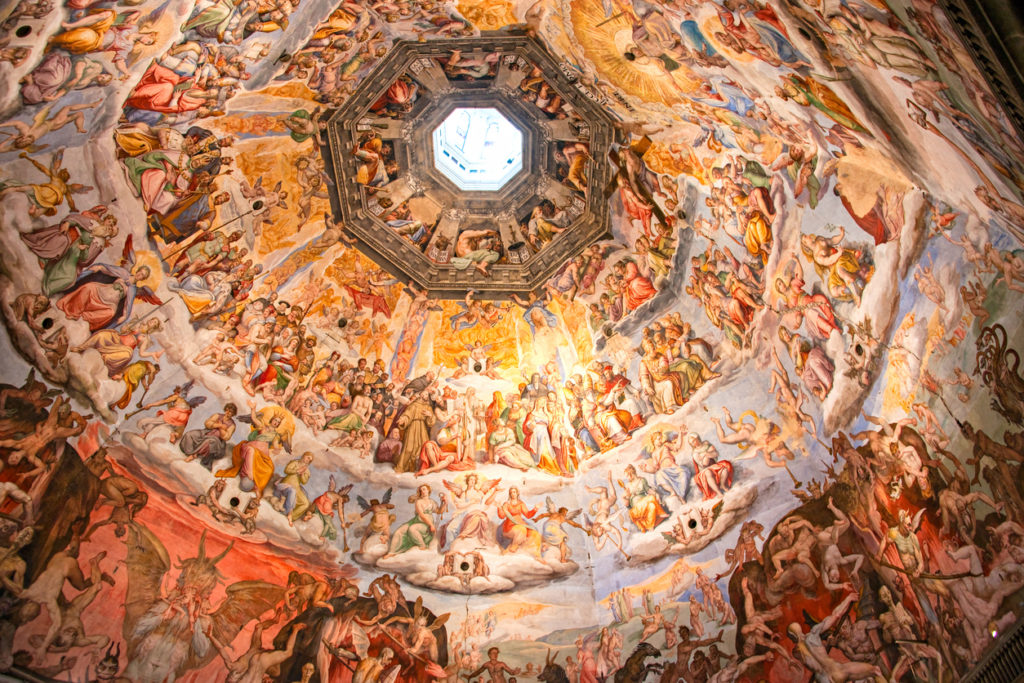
[431,107,523,192]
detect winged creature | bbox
[379,596,449,677]
[55,235,162,332]
[122,526,286,683]
[536,497,586,563]
[356,487,395,552]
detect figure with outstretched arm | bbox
[787,592,884,683]
[210,622,306,683]
[450,229,501,276]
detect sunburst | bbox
[568,0,684,107]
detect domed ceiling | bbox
[0,0,1022,680]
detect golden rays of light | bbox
[569,0,685,108]
[457,0,518,31]
[432,300,520,376]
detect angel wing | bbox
[179,379,196,397]
[30,104,54,130]
[483,478,500,492]
[545,496,557,514]
[593,242,621,260]
[382,487,392,505]
[441,479,464,497]
[370,275,400,287]
[121,234,136,267]
[357,495,371,512]
[566,508,582,521]
[187,396,207,409]
[706,500,725,530]
[135,286,163,306]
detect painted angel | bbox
[135,379,207,442]
[585,472,630,560]
[304,475,353,549]
[241,175,288,233]
[356,488,395,552]
[56,235,162,332]
[536,496,586,563]
[3,149,94,217]
[437,474,500,549]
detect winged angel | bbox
[122,527,285,682]
[56,234,162,332]
[537,496,587,563]
[356,487,395,553]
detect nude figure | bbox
[738,577,789,660]
[960,280,989,324]
[913,258,947,311]
[210,622,306,683]
[769,344,816,440]
[0,523,34,595]
[713,408,794,468]
[0,100,102,152]
[28,564,115,656]
[816,497,863,591]
[0,481,32,520]
[767,517,818,578]
[985,244,1024,293]
[787,592,884,683]
[19,541,105,663]
[877,585,941,682]
[0,396,90,476]
[938,469,1001,540]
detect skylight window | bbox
[432,107,523,191]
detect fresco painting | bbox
[0,0,1023,680]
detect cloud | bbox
[627,482,758,564]
[117,433,340,560]
[354,537,580,594]
[822,189,929,433]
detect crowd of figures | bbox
[500,389,1024,683]
[1,0,1024,677]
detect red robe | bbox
[839,192,891,245]
[622,261,657,310]
[126,63,205,113]
[345,285,391,318]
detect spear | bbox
[874,559,971,581]
[596,11,626,27]
[123,404,152,420]
[783,460,801,488]
[339,493,350,552]
[161,202,263,264]
[322,639,358,672]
